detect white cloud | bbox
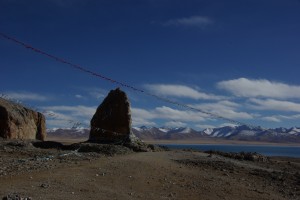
[261,114,300,123]
[43,110,72,121]
[193,100,254,120]
[3,91,48,101]
[218,123,239,128]
[164,121,187,128]
[154,106,207,122]
[43,110,83,128]
[41,105,97,128]
[164,16,213,28]
[47,119,73,128]
[131,108,156,120]
[249,98,300,112]
[145,84,224,100]
[131,106,207,128]
[132,118,156,127]
[262,116,281,122]
[42,105,96,118]
[87,88,107,99]
[75,94,84,99]
[44,105,207,129]
[132,100,255,128]
[217,78,300,99]
[279,114,300,120]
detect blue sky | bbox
[1,0,300,130]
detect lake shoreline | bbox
[46,136,300,147]
[145,139,300,147]
[158,143,300,158]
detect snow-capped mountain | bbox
[132,126,204,140]
[286,127,300,135]
[132,125,300,142]
[202,125,300,142]
[47,127,89,139]
[46,125,300,143]
[202,125,265,138]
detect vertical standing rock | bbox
[89,88,133,143]
[0,98,46,141]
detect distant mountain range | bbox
[47,125,300,143]
[201,125,300,143]
[132,126,205,140]
[47,127,89,139]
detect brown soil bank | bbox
[0,142,299,200]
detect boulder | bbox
[89,88,133,143]
[89,88,160,152]
[0,98,46,141]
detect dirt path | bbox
[1,149,299,200]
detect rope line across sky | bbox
[0,32,256,128]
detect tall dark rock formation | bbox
[89,88,133,143]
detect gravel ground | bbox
[0,139,299,200]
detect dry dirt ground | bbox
[0,140,300,200]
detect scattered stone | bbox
[204,150,269,162]
[168,193,175,197]
[32,141,65,149]
[40,183,49,188]
[75,143,132,155]
[2,193,32,200]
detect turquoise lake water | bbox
[162,144,300,158]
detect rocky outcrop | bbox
[0,98,46,141]
[89,88,133,143]
[89,88,158,152]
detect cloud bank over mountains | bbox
[3,78,300,129]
